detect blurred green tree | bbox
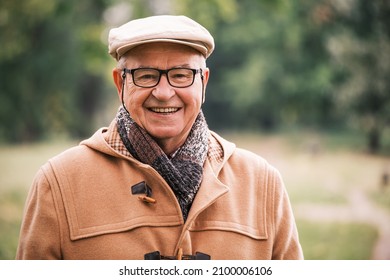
[175,0,341,131]
[329,0,390,153]
[0,0,112,142]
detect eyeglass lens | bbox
[132,68,196,88]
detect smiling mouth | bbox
[149,107,180,114]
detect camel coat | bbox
[16,125,303,260]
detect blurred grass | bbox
[370,188,390,211]
[0,129,389,259]
[0,190,25,259]
[296,220,378,259]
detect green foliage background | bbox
[0,0,389,153]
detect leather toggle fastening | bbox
[138,195,156,203]
[131,181,156,204]
[177,248,183,260]
[144,250,211,260]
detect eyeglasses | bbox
[123,68,202,88]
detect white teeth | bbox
[150,107,179,113]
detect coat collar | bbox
[81,119,237,178]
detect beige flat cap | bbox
[108,15,215,60]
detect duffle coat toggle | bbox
[131,181,156,204]
[144,249,211,260]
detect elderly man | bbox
[16,15,303,260]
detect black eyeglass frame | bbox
[123,67,203,88]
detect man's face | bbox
[113,42,209,154]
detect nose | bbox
[151,74,175,101]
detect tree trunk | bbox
[368,127,381,154]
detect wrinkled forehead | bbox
[122,42,205,67]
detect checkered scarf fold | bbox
[116,106,209,221]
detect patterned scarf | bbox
[116,106,209,221]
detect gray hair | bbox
[116,55,127,70]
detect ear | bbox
[112,68,125,101]
[201,67,210,104]
[202,67,210,85]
